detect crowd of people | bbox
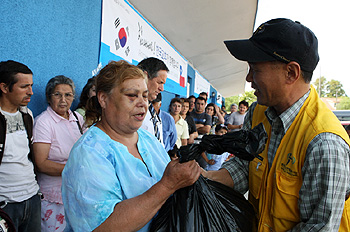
[0,56,235,231]
[1,17,350,232]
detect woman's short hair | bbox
[45,75,75,103]
[85,60,146,125]
[169,97,183,113]
[96,60,146,96]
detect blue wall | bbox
[0,0,102,117]
[0,0,224,117]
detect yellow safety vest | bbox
[249,86,350,231]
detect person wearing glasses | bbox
[33,75,85,231]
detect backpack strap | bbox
[22,111,34,163]
[72,111,83,135]
[0,114,6,165]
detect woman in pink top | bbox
[33,75,84,232]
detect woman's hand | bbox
[160,159,201,192]
[95,158,200,232]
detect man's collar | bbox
[265,90,310,133]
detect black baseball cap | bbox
[224,18,319,75]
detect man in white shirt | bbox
[0,60,40,231]
[227,100,249,132]
[138,57,169,145]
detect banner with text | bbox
[99,0,188,96]
[194,70,210,97]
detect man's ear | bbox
[285,61,301,84]
[0,83,9,94]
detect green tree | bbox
[313,76,327,97]
[326,79,346,98]
[224,95,240,112]
[224,90,257,112]
[337,96,350,110]
[241,90,257,105]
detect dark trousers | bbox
[1,193,41,232]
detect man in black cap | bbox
[202,18,350,231]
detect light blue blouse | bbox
[62,126,170,231]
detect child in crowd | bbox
[206,124,232,171]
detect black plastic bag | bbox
[149,127,262,232]
[150,175,255,232]
[200,123,267,161]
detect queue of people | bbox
[0,58,239,232]
[1,17,350,232]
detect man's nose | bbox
[27,86,33,95]
[246,70,253,82]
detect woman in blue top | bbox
[61,60,200,232]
